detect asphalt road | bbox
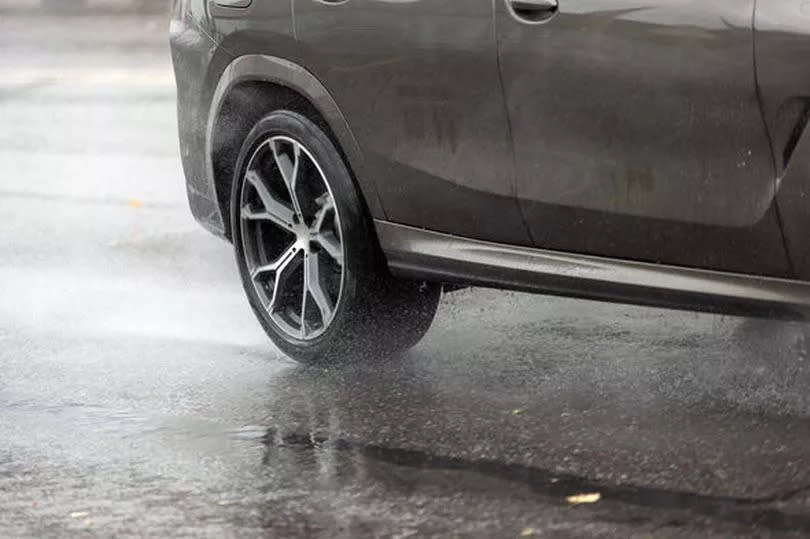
[4,12,810,539]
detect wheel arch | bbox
[206,55,385,240]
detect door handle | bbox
[214,0,251,7]
[507,0,558,23]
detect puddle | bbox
[261,426,810,533]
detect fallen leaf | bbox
[70,511,89,519]
[520,527,537,536]
[566,492,601,504]
[511,408,525,416]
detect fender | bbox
[205,54,386,236]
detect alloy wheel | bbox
[239,135,345,340]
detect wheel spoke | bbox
[271,139,304,220]
[244,170,295,231]
[251,243,299,281]
[301,253,310,338]
[304,252,335,326]
[267,247,303,312]
[313,231,343,267]
[311,194,334,233]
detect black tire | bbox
[230,110,441,364]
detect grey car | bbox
[170,0,810,363]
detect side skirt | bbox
[375,220,810,321]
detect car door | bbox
[495,0,792,277]
[293,0,531,245]
[754,0,810,281]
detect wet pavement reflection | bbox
[254,336,810,535]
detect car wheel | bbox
[230,110,441,364]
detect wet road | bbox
[4,12,810,538]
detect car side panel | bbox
[754,1,810,178]
[496,0,791,277]
[776,129,810,280]
[205,55,389,222]
[755,1,810,280]
[173,0,391,235]
[170,0,236,236]
[292,0,532,245]
[207,0,299,61]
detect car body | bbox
[171,0,810,360]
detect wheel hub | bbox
[292,222,311,252]
[238,135,345,341]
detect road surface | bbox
[3,11,810,538]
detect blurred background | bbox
[1,0,166,13]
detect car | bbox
[170,0,810,364]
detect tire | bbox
[230,110,441,364]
